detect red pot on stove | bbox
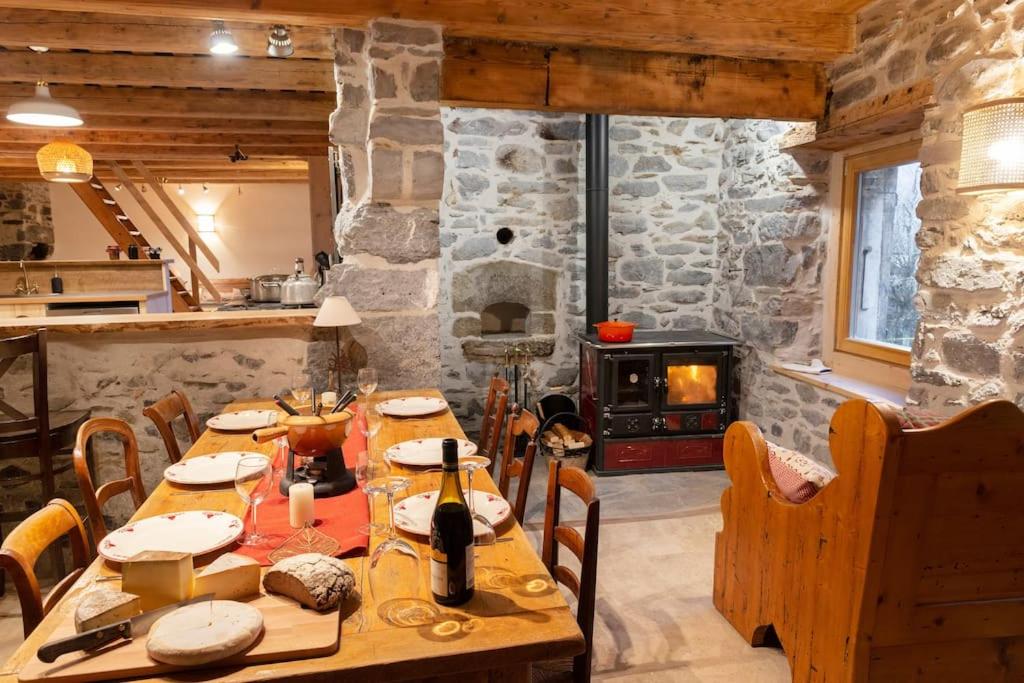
[594,320,636,343]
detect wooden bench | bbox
[713,398,1024,681]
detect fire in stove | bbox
[666,365,718,405]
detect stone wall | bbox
[0,328,312,528]
[829,0,1024,411]
[0,182,53,261]
[323,20,443,390]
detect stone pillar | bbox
[0,182,53,260]
[320,20,443,389]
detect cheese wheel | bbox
[146,600,263,666]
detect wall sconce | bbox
[958,98,1024,195]
[196,214,216,234]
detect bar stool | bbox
[143,388,201,464]
[0,328,89,593]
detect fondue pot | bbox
[253,407,355,497]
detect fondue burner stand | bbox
[279,446,356,498]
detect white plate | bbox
[377,396,449,418]
[206,410,278,431]
[163,451,267,485]
[98,510,244,562]
[394,490,511,538]
[385,438,478,467]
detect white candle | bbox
[288,483,315,528]
[322,391,338,406]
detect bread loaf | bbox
[262,553,355,611]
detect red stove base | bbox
[598,436,724,475]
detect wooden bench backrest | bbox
[869,399,1024,649]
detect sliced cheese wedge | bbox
[121,550,194,611]
[194,553,261,601]
[74,589,141,633]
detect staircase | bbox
[70,177,203,312]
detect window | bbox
[835,141,922,366]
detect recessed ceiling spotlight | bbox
[6,82,84,127]
[202,183,209,194]
[177,184,185,195]
[208,20,239,55]
[28,46,49,53]
[267,25,294,58]
[114,183,123,191]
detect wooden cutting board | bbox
[18,591,343,683]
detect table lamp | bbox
[314,296,362,392]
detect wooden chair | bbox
[536,458,600,683]
[497,404,540,524]
[714,399,1024,681]
[143,389,200,464]
[73,418,147,545]
[478,376,509,474]
[0,499,90,637]
[0,328,89,592]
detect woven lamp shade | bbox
[36,140,93,183]
[958,98,1024,195]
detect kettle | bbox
[280,257,320,306]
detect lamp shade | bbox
[958,98,1024,195]
[6,83,83,128]
[314,296,361,327]
[36,140,93,183]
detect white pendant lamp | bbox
[209,20,239,55]
[36,140,93,183]
[6,82,83,127]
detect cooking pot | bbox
[250,274,287,302]
[594,320,637,343]
[252,405,352,456]
[280,271,319,306]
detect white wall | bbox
[49,182,314,291]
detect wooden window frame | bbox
[834,140,921,368]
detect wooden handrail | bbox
[106,162,221,302]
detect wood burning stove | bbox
[579,330,740,474]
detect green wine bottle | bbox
[430,438,475,606]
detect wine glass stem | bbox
[467,470,476,515]
[386,490,397,540]
[250,501,258,537]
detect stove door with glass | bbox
[602,353,657,437]
[657,350,729,435]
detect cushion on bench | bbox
[766,442,836,504]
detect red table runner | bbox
[234,411,370,565]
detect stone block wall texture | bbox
[830,0,1024,411]
[0,331,311,529]
[327,20,443,390]
[0,182,53,261]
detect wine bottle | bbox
[430,438,475,606]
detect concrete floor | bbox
[0,464,791,681]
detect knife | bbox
[37,593,214,663]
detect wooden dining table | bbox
[1,388,584,682]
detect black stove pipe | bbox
[585,113,609,329]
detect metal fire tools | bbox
[502,344,533,408]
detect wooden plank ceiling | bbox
[0,1,877,182]
[0,8,333,183]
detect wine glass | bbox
[460,455,497,546]
[357,368,378,403]
[234,455,274,546]
[359,403,382,452]
[369,476,437,627]
[291,371,312,407]
[356,450,390,535]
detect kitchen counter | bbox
[0,291,163,305]
[0,309,317,335]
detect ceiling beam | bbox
[0,0,858,62]
[0,144,326,159]
[443,39,826,121]
[0,128,324,147]
[0,157,308,170]
[0,170,309,183]
[0,9,334,59]
[0,114,326,135]
[0,50,335,92]
[0,83,334,121]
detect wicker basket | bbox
[538,412,591,470]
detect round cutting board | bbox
[206,410,277,431]
[385,438,477,467]
[163,451,267,485]
[376,396,448,418]
[98,510,244,562]
[394,490,510,537]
